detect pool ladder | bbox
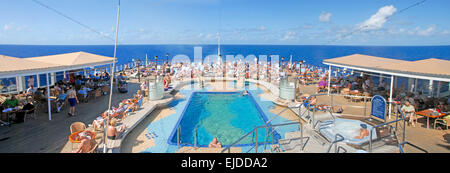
[176,124,200,149]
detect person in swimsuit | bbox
[106,118,126,140]
[208,137,222,148]
[355,124,369,139]
[66,85,79,116]
[72,132,91,153]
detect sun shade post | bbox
[388,75,394,120]
[46,73,51,121]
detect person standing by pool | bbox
[27,76,34,88]
[67,85,79,116]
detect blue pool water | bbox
[168,91,280,147]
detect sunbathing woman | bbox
[135,90,143,101]
[72,131,91,153]
[316,77,328,94]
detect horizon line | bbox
[1,43,450,47]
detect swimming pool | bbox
[168,91,281,147]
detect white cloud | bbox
[258,26,266,31]
[281,31,297,41]
[416,24,436,36]
[319,11,332,22]
[3,24,12,31]
[442,30,450,35]
[359,5,397,30]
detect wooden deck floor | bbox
[0,80,140,153]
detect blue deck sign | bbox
[371,95,386,121]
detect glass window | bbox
[0,77,17,94]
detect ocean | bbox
[1,44,450,67]
[1,44,449,91]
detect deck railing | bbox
[221,121,304,153]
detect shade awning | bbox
[323,54,450,82]
[26,51,115,69]
[0,51,115,78]
[0,55,65,78]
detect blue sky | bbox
[0,0,449,45]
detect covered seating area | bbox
[0,52,115,125]
[323,54,450,129]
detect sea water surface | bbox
[1,44,449,67]
[1,44,449,91]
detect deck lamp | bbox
[136,59,141,82]
[166,53,169,63]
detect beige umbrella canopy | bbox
[0,54,63,78]
[26,51,116,69]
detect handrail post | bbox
[369,129,373,153]
[364,96,367,117]
[330,94,334,109]
[177,126,180,148]
[264,126,267,150]
[255,127,258,153]
[194,126,197,150]
[402,110,406,142]
[334,135,338,153]
[300,120,304,151]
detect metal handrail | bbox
[194,124,199,149]
[221,121,303,153]
[177,125,180,148]
[368,102,406,152]
[266,106,295,125]
[337,146,347,153]
[302,93,337,125]
[398,141,428,153]
[326,133,345,153]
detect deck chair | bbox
[138,97,143,108]
[77,94,86,104]
[363,92,372,102]
[87,140,98,153]
[434,115,450,130]
[351,93,363,102]
[70,122,86,134]
[23,107,37,122]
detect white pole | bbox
[105,0,120,153]
[146,54,148,67]
[15,77,20,93]
[388,75,394,120]
[414,78,418,92]
[63,71,66,80]
[36,75,40,88]
[437,81,441,97]
[327,65,331,95]
[379,74,383,83]
[429,80,434,97]
[46,73,52,121]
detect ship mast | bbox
[217,33,221,65]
